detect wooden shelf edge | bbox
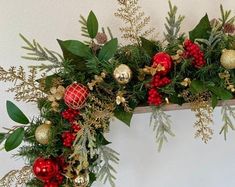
[133,99,235,114]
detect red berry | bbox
[148,89,163,106]
[183,39,206,68]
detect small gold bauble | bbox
[74,172,89,187]
[113,64,132,84]
[35,123,51,145]
[220,49,235,69]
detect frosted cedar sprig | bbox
[20,34,64,72]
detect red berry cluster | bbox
[183,39,206,68]
[148,75,171,106]
[148,89,162,106]
[62,131,76,147]
[151,75,171,88]
[72,123,81,133]
[61,108,80,122]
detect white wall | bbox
[0,0,235,187]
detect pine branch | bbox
[20,34,63,72]
[79,15,92,45]
[196,28,223,58]
[94,146,119,187]
[150,107,175,152]
[164,1,185,44]
[219,5,235,26]
[220,104,235,140]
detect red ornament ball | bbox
[64,83,89,110]
[152,52,173,75]
[33,158,59,182]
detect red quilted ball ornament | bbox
[33,158,59,182]
[64,83,89,110]
[152,52,173,75]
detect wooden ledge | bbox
[134,99,235,114]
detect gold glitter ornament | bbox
[220,49,235,69]
[74,172,89,187]
[35,123,52,145]
[113,64,132,84]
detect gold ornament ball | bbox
[220,49,235,69]
[113,64,132,84]
[35,123,51,145]
[74,172,89,187]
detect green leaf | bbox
[57,39,92,59]
[89,172,97,186]
[0,133,6,144]
[189,14,212,41]
[140,37,159,57]
[96,132,111,146]
[98,38,118,61]
[4,128,25,151]
[87,11,99,39]
[6,101,29,124]
[208,86,233,100]
[36,74,60,92]
[211,94,218,109]
[169,94,185,105]
[190,80,206,94]
[114,107,133,126]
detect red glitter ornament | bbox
[64,83,89,110]
[152,52,173,75]
[33,158,59,182]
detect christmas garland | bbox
[1,0,235,186]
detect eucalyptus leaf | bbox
[190,80,206,94]
[114,107,133,126]
[36,74,59,92]
[4,128,25,152]
[98,38,118,61]
[189,14,212,41]
[211,94,218,109]
[57,39,92,59]
[140,37,159,57]
[87,11,99,39]
[89,172,97,186]
[96,132,111,146]
[0,133,6,144]
[169,94,184,105]
[6,101,29,124]
[208,86,233,100]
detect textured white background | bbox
[0,0,235,187]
